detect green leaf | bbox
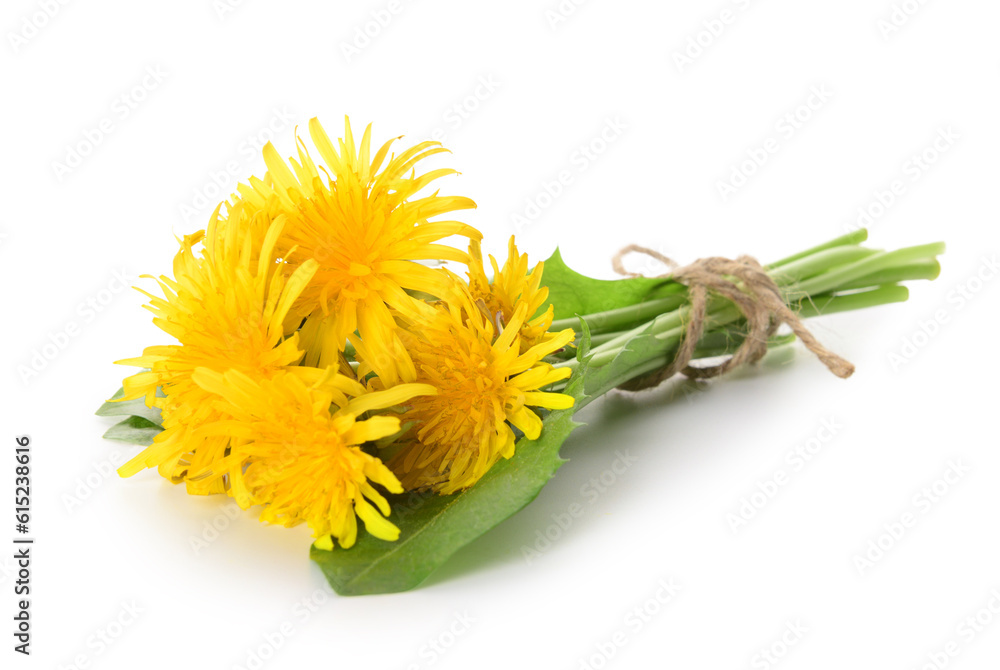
[95,386,164,426]
[311,370,589,596]
[102,415,163,445]
[540,248,670,321]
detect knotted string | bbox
[611,245,854,391]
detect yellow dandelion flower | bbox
[222,116,480,385]
[190,368,436,549]
[114,205,318,493]
[388,282,576,494]
[466,236,558,354]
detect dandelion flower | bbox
[225,117,480,384]
[114,206,318,493]
[190,368,435,549]
[388,282,576,494]
[466,236,558,354]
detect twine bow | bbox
[611,245,854,391]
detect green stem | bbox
[570,242,942,361]
[793,243,946,297]
[550,232,944,393]
[834,259,940,291]
[551,231,877,336]
[566,282,916,408]
[769,246,880,286]
[550,292,686,334]
[767,228,870,268]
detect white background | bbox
[3,0,999,668]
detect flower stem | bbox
[549,231,944,399]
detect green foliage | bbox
[539,248,668,320]
[95,387,164,424]
[103,415,163,445]
[97,386,163,445]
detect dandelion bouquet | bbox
[97,118,944,595]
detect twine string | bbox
[611,245,854,391]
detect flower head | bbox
[191,368,434,549]
[221,117,480,385]
[114,206,318,493]
[387,280,576,494]
[467,236,557,354]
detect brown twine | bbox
[611,245,854,391]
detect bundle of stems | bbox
[548,229,944,405]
